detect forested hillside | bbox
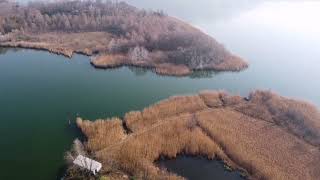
[0,0,248,75]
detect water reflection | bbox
[127,66,222,79]
[128,66,149,77]
[2,1,320,180]
[0,47,233,80]
[158,156,245,180]
[0,48,8,55]
[0,48,21,55]
[189,70,221,79]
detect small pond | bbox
[158,156,245,180]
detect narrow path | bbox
[95,109,214,156]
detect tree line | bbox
[0,0,231,70]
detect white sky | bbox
[239,1,320,36]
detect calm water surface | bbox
[158,156,244,180]
[1,1,320,180]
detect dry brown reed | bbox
[70,90,320,180]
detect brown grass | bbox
[92,56,192,76]
[212,55,249,72]
[124,95,207,132]
[0,32,246,76]
[197,109,320,180]
[91,54,127,68]
[199,90,226,108]
[0,32,112,57]
[68,90,320,180]
[0,1,249,76]
[0,29,249,76]
[154,63,191,76]
[76,118,127,152]
[227,90,320,146]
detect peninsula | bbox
[1,1,319,180]
[0,0,247,76]
[65,90,320,180]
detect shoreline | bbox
[0,44,248,77]
[156,155,247,179]
[65,90,320,180]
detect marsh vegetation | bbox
[68,91,320,180]
[0,0,247,76]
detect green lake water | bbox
[1,1,320,180]
[0,48,251,180]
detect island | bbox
[64,90,320,180]
[0,0,248,76]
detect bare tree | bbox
[0,0,233,69]
[129,46,149,62]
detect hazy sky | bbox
[128,0,264,22]
[14,0,269,23]
[15,0,307,24]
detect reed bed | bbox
[68,90,320,180]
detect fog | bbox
[15,0,314,29]
[127,0,265,23]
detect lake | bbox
[1,1,320,180]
